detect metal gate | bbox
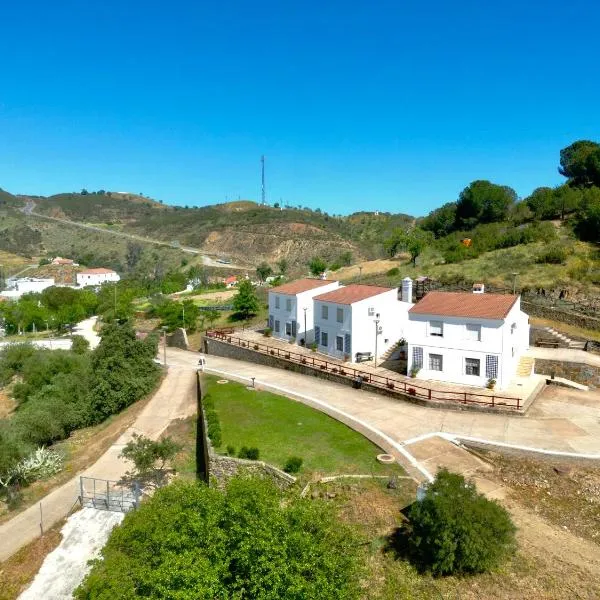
[79,476,141,512]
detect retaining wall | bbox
[534,359,600,388]
[523,301,600,332]
[203,337,527,415]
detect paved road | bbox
[20,201,243,269]
[0,367,196,562]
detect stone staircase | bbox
[517,356,535,377]
[543,326,586,349]
[380,340,405,362]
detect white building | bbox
[268,279,340,344]
[312,283,412,363]
[0,277,56,299]
[76,268,120,287]
[406,288,529,389]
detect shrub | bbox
[405,469,516,575]
[238,447,260,460]
[386,267,400,277]
[263,327,272,338]
[535,244,568,265]
[283,456,303,473]
[410,365,420,378]
[226,445,235,456]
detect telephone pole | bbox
[261,155,266,205]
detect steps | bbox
[380,340,405,362]
[517,356,535,377]
[543,327,586,349]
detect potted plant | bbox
[408,387,416,396]
[343,353,350,362]
[409,365,420,378]
[285,353,290,359]
[486,378,496,390]
[387,382,395,390]
[288,337,296,345]
[269,350,275,356]
[253,344,259,350]
[301,358,307,364]
[332,367,338,373]
[310,342,317,352]
[263,327,272,338]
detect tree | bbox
[456,180,517,227]
[75,478,362,599]
[276,258,289,275]
[405,469,516,575]
[339,251,353,266]
[420,202,457,237]
[120,433,181,487]
[204,309,220,330]
[232,279,259,321]
[574,187,600,242]
[308,256,327,277]
[125,242,143,271]
[384,228,433,266]
[256,262,273,283]
[559,140,600,187]
[71,335,90,354]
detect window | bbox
[336,307,344,323]
[268,315,274,329]
[314,325,320,343]
[511,322,517,335]
[429,353,443,371]
[285,322,292,336]
[286,298,292,312]
[465,323,481,341]
[321,305,329,319]
[344,333,351,354]
[274,320,280,333]
[429,321,443,337]
[291,321,297,337]
[485,355,498,379]
[465,358,480,376]
[412,347,423,369]
[274,296,280,309]
[336,336,344,351]
[321,331,328,346]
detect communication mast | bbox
[261,155,266,205]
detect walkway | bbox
[0,367,196,562]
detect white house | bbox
[76,268,120,287]
[406,288,529,389]
[0,277,56,299]
[268,279,340,344]
[312,283,412,363]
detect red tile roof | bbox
[409,291,518,320]
[314,284,393,305]
[79,268,116,275]
[270,278,335,295]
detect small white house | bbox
[406,289,529,389]
[0,277,56,299]
[312,283,412,363]
[268,279,340,344]
[76,268,120,287]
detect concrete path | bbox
[0,367,196,562]
[168,350,600,458]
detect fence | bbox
[79,476,140,512]
[205,330,522,410]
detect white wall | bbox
[314,290,411,362]
[0,278,55,299]
[406,296,530,389]
[76,272,120,287]
[267,281,339,344]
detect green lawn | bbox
[203,375,403,476]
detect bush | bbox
[226,445,235,456]
[535,245,568,264]
[283,456,303,473]
[405,469,516,575]
[238,446,260,460]
[386,267,400,276]
[263,327,272,337]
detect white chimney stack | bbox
[472,283,485,294]
[401,277,413,303]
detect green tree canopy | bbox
[456,180,517,228]
[308,256,327,277]
[276,257,289,275]
[384,228,433,265]
[76,477,362,599]
[559,140,600,188]
[232,279,259,321]
[420,202,457,237]
[574,187,600,242]
[256,262,273,282]
[406,469,516,576]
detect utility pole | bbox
[182,304,185,330]
[374,314,380,368]
[303,307,308,346]
[261,155,266,206]
[162,327,167,367]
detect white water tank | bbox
[401,277,413,303]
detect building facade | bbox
[406,290,529,389]
[268,279,340,345]
[76,268,120,287]
[0,278,56,299]
[313,284,412,363]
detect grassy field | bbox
[203,375,402,477]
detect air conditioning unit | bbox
[368,307,375,316]
[377,325,383,334]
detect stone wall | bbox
[203,337,527,414]
[530,327,569,347]
[167,327,189,350]
[209,454,296,490]
[522,301,600,332]
[534,359,600,388]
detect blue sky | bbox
[1,0,598,216]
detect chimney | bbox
[401,277,413,303]
[472,283,485,294]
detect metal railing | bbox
[205,330,522,410]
